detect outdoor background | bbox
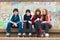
[0,2,60,29]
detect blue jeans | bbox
[6,22,22,33]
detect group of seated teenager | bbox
[6,8,52,37]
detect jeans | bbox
[6,22,22,33]
[34,21,42,34]
[23,22,32,33]
[41,23,52,33]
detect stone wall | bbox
[0,2,60,29]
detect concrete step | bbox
[0,32,60,37]
[0,37,60,40]
[0,33,60,40]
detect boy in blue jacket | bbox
[6,8,22,37]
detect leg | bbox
[17,22,22,37]
[34,23,39,37]
[35,21,42,37]
[34,23,39,34]
[35,21,42,29]
[43,23,52,37]
[41,23,45,30]
[23,22,27,33]
[6,22,13,37]
[35,21,42,31]
[6,22,13,33]
[29,23,32,33]
[41,23,50,33]
[28,23,32,36]
[45,23,52,33]
[23,22,27,36]
[18,22,22,33]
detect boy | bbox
[6,8,22,37]
[23,9,32,37]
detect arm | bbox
[9,14,15,23]
[47,14,52,25]
[28,15,32,24]
[23,15,27,22]
[40,16,43,21]
[41,15,50,23]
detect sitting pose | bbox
[23,9,32,37]
[41,9,52,37]
[32,9,42,37]
[6,8,22,37]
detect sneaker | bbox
[40,34,44,37]
[6,33,10,37]
[45,33,49,37]
[23,33,26,37]
[29,33,32,37]
[18,33,22,37]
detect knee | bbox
[36,20,39,22]
[24,22,26,24]
[18,22,22,27]
[35,21,39,23]
[23,22,27,25]
[7,22,12,28]
[18,22,22,25]
[45,23,50,27]
[35,21,41,24]
[29,23,32,25]
[28,23,32,27]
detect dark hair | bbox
[13,8,18,13]
[26,9,31,13]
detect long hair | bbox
[42,9,48,21]
[34,9,41,18]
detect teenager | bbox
[23,9,32,37]
[6,8,22,37]
[32,9,42,37]
[41,9,52,37]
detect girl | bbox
[41,9,52,37]
[32,9,42,37]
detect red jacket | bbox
[32,16,42,24]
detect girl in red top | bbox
[32,9,42,37]
[41,9,52,37]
